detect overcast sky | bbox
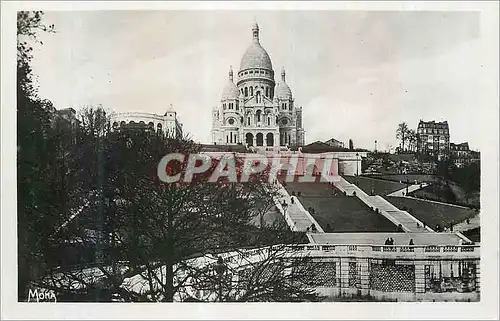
[30,10,483,151]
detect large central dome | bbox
[239,22,273,71]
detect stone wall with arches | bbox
[110,111,183,138]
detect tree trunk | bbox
[165,209,175,302]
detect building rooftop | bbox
[200,144,250,153]
[301,141,369,154]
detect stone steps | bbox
[275,181,323,232]
[334,177,433,233]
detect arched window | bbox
[245,87,248,97]
[289,103,292,111]
[236,101,239,110]
[257,110,261,122]
[247,117,251,126]
[267,117,270,126]
[250,87,253,96]
[223,103,226,110]
[265,87,269,97]
[256,91,261,103]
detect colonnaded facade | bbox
[212,22,305,148]
[110,105,183,139]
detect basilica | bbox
[212,22,305,148]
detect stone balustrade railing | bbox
[216,244,480,265]
[285,243,480,258]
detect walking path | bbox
[453,213,480,232]
[387,183,430,197]
[309,232,464,246]
[334,177,433,233]
[399,195,473,209]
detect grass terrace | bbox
[343,175,406,196]
[280,180,399,232]
[410,182,480,209]
[384,196,476,229]
[462,227,480,243]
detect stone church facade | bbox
[212,22,305,148]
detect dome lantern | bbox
[239,21,273,72]
[229,65,234,81]
[275,66,292,100]
[252,21,259,43]
[221,65,239,100]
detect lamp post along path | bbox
[214,256,226,302]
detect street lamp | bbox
[356,152,359,175]
[214,256,226,302]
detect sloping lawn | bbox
[344,176,406,195]
[462,227,480,243]
[384,196,476,229]
[281,181,398,232]
[410,181,480,208]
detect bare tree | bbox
[18,12,320,303]
[28,108,321,302]
[396,122,409,152]
[184,244,327,302]
[116,227,324,302]
[406,129,417,153]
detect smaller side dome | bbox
[275,67,292,100]
[221,66,240,100]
